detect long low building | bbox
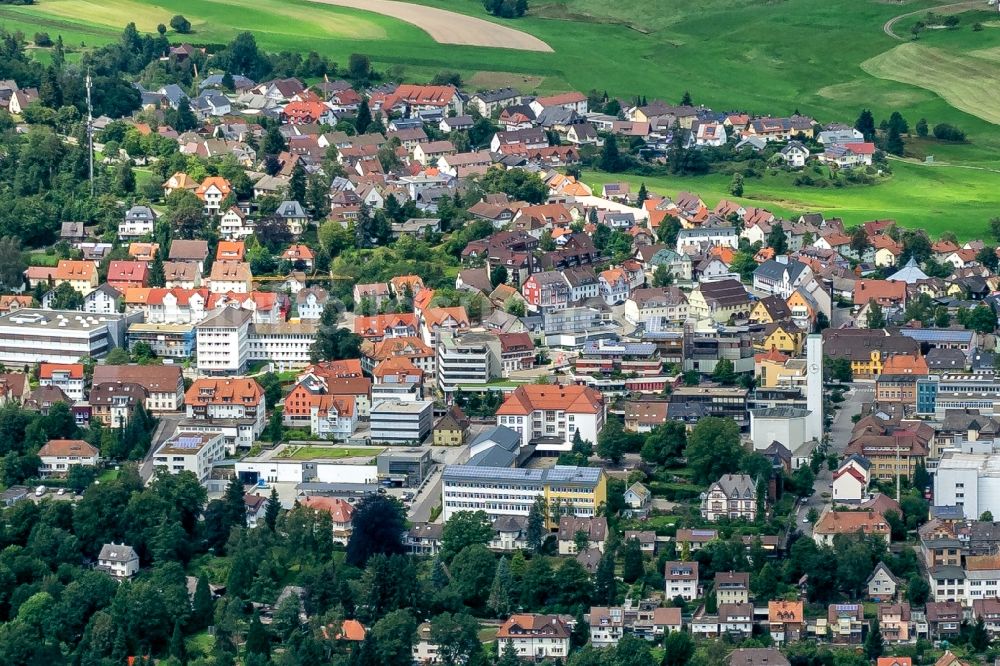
[442,464,606,527]
[0,309,139,367]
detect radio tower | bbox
[86,69,94,197]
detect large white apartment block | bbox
[934,450,1000,520]
[153,432,226,482]
[436,331,502,394]
[495,384,605,453]
[195,307,251,374]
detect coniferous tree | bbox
[355,98,373,134]
[594,548,617,604]
[191,574,214,630]
[170,619,187,664]
[223,477,246,531]
[264,488,281,531]
[526,496,545,552]
[865,619,884,659]
[245,609,270,658]
[855,109,877,142]
[148,250,165,287]
[288,160,306,203]
[488,556,513,617]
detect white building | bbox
[369,400,433,444]
[195,307,251,374]
[934,450,1000,519]
[495,384,605,453]
[37,439,99,477]
[310,395,358,440]
[750,407,809,451]
[676,227,739,254]
[296,287,328,320]
[436,331,502,394]
[119,205,157,239]
[700,474,758,522]
[752,258,815,300]
[98,543,139,579]
[38,363,85,401]
[185,377,266,448]
[665,561,699,601]
[623,287,688,331]
[248,322,317,371]
[152,432,226,482]
[832,455,870,502]
[0,309,136,366]
[496,614,572,661]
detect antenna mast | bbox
[86,69,94,197]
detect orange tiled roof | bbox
[185,378,263,406]
[768,600,804,623]
[497,384,603,416]
[39,363,84,379]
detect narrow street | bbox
[796,382,873,533]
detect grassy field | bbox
[277,445,383,460]
[583,159,1000,241]
[5,0,995,144]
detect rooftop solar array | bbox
[170,436,205,449]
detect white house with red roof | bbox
[38,363,85,401]
[496,384,606,451]
[833,455,870,503]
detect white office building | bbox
[0,309,137,366]
[436,331,502,394]
[369,400,434,444]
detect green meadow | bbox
[4,0,1000,230]
[582,161,1000,242]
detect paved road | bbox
[408,445,471,523]
[140,413,184,483]
[796,383,874,532]
[882,1,977,40]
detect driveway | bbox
[407,445,470,523]
[140,413,184,483]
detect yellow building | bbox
[544,470,608,529]
[756,351,807,389]
[754,322,805,355]
[433,406,468,446]
[54,260,99,294]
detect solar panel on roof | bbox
[172,436,203,449]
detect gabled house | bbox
[701,474,758,522]
[868,562,902,602]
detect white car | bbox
[802,516,810,523]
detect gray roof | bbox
[888,256,929,284]
[930,505,965,520]
[467,446,517,468]
[728,649,790,666]
[443,464,601,488]
[276,200,307,219]
[711,474,756,499]
[926,347,967,370]
[125,205,156,222]
[199,74,255,90]
[754,258,809,284]
[469,426,521,453]
[929,565,966,581]
[158,84,188,106]
[99,543,137,562]
[473,88,521,103]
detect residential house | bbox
[496,614,571,661]
[878,603,912,643]
[37,439,99,477]
[752,258,814,299]
[557,516,608,555]
[813,509,890,546]
[98,543,139,579]
[119,205,157,239]
[769,600,804,644]
[38,363,85,401]
[868,562,902,602]
[715,571,751,605]
[623,482,652,518]
[664,561,699,601]
[701,474,758,522]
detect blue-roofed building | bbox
[441,464,606,527]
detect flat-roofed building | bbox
[0,309,136,366]
[153,432,226,482]
[442,464,606,528]
[369,399,433,444]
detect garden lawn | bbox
[278,445,383,460]
[582,160,1000,241]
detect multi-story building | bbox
[89,382,148,427]
[38,363,85,401]
[54,260,99,294]
[876,353,929,407]
[588,601,682,647]
[127,323,196,359]
[918,374,1000,417]
[98,543,139,579]
[926,600,964,638]
[665,561,699,601]
[752,258,814,299]
[522,271,571,312]
[574,339,662,377]
[878,603,911,643]
[496,614,571,662]
[0,309,136,366]
[687,279,751,324]
[701,474,758,522]
[369,399,433,444]
[813,510,890,546]
[195,307,252,374]
[92,364,185,412]
[436,331,502,394]
[821,329,920,379]
[623,287,688,331]
[184,377,266,448]
[248,322,317,371]
[37,439,99,477]
[153,431,226,482]
[441,465,606,527]
[769,600,804,644]
[495,384,606,453]
[715,571,751,605]
[824,603,865,644]
[670,386,750,429]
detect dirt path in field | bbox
[306,0,553,51]
[883,1,979,40]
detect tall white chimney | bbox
[806,334,824,442]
